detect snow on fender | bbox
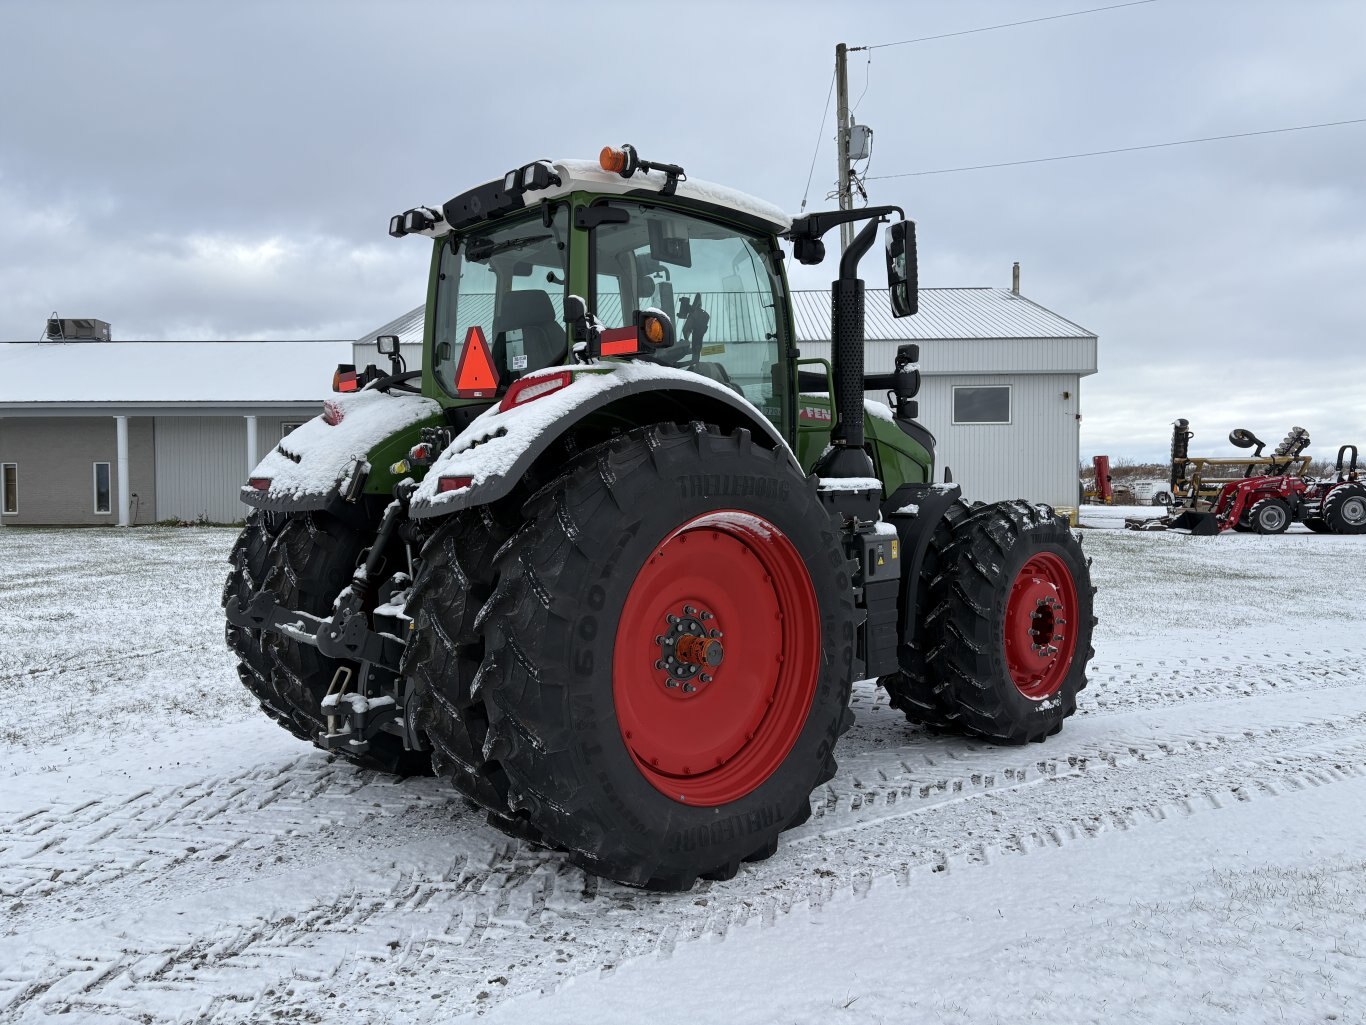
[409,362,794,518]
[241,388,440,508]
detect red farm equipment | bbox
[1130,421,1365,535]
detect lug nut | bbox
[665,680,677,689]
[684,605,697,616]
[700,674,713,683]
[682,682,696,694]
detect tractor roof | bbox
[538,159,792,234]
[395,157,792,242]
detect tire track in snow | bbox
[7,681,1366,1024]
[0,755,464,929]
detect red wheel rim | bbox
[612,511,821,806]
[1003,552,1078,699]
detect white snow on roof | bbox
[0,340,353,405]
[790,288,1095,341]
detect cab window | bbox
[431,206,569,396]
[591,202,788,425]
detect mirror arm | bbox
[840,218,882,280]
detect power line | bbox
[799,68,836,212]
[866,117,1366,180]
[856,0,1157,51]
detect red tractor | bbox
[1161,441,1364,535]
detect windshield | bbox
[431,206,569,396]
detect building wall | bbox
[154,415,294,524]
[0,416,156,525]
[909,372,1082,510]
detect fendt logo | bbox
[800,406,833,423]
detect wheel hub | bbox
[612,510,821,806]
[654,604,724,696]
[1003,553,1078,700]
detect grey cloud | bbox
[2,0,1363,458]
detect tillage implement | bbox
[224,146,1097,888]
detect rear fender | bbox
[880,482,963,653]
[239,389,442,513]
[409,363,791,518]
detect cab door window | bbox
[591,202,788,425]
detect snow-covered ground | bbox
[2,522,1365,1024]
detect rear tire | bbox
[403,507,523,814]
[922,501,1095,744]
[224,510,304,740]
[466,423,857,889]
[1323,483,1366,535]
[241,511,427,775]
[1247,497,1291,535]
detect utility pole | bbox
[834,42,854,252]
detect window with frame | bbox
[591,201,789,426]
[1,463,15,515]
[281,422,303,437]
[431,206,570,395]
[93,462,112,515]
[953,385,1011,425]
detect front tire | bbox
[468,423,857,889]
[1247,497,1291,535]
[923,501,1095,744]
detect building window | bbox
[94,462,112,515]
[1,464,15,515]
[953,385,1012,425]
[281,422,303,437]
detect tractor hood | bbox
[409,362,792,518]
[241,388,439,509]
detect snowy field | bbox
[2,521,1366,1024]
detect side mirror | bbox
[376,334,400,357]
[564,293,599,357]
[892,343,921,419]
[885,220,918,317]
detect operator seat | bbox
[492,290,567,375]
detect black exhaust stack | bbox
[812,218,882,481]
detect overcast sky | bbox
[2,0,1363,460]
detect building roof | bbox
[0,339,352,410]
[359,287,1096,352]
[791,288,1094,341]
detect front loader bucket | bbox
[1169,510,1220,535]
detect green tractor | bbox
[225,145,1095,889]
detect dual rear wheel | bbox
[405,423,856,888]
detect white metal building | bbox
[358,287,1098,511]
[0,339,350,526]
[794,287,1097,510]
